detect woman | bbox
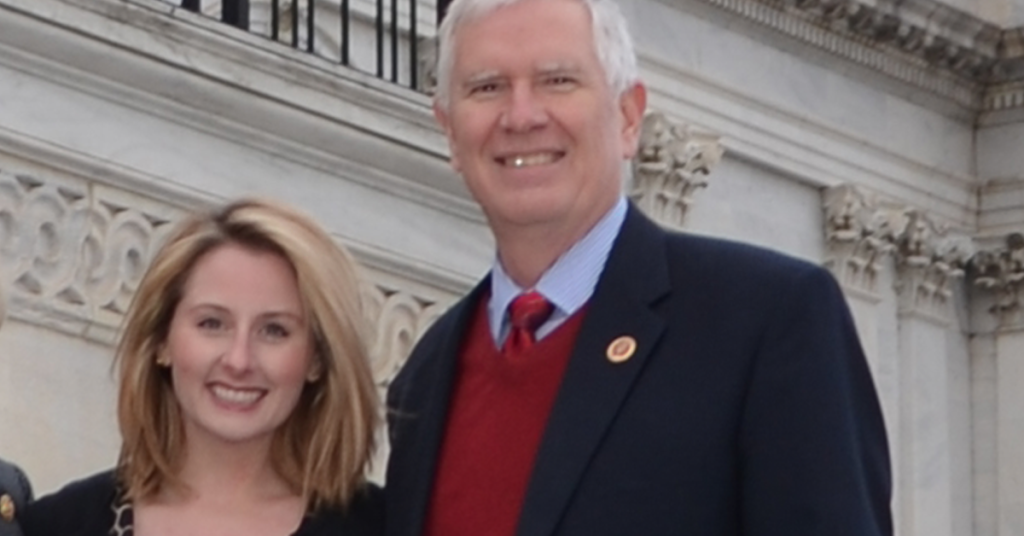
[21,199,382,536]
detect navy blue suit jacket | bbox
[386,205,892,536]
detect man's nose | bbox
[499,84,548,131]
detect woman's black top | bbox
[20,471,383,536]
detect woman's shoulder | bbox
[297,483,383,536]
[21,470,119,536]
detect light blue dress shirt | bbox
[488,197,628,346]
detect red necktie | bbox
[503,291,554,357]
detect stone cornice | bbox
[681,0,1024,112]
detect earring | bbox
[156,350,171,368]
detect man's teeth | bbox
[211,385,263,404]
[506,153,558,168]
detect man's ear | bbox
[433,101,461,172]
[618,82,648,160]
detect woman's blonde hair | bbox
[116,198,379,510]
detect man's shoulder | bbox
[662,230,828,282]
[0,459,32,504]
[21,470,117,535]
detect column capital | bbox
[823,184,972,318]
[629,112,724,230]
[970,233,1024,328]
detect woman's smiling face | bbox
[163,242,315,450]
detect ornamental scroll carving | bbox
[0,169,177,333]
[361,282,451,388]
[630,112,724,229]
[0,167,453,383]
[971,233,1024,319]
[823,184,972,317]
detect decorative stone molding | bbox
[775,0,1000,79]
[684,0,1024,111]
[630,112,725,229]
[361,281,450,388]
[0,166,453,383]
[823,184,897,296]
[823,184,971,315]
[971,233,1024,321]
[0,168,179,338]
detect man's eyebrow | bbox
[536,61,580,74]
[461,70,502,86]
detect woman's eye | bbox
[197,317,223,330]
[262,323,290,340]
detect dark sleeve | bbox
[20,471,118,536]
[738,265,893,535]
[12,464,33,503]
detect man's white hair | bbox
[434,0,640,109]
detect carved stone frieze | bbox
[0,166,453,384]
[630,112,725,229]
[971,233,1024,322]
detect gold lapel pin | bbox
[0,493,15,522]
[606,336,637,364]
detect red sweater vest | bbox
[424,298,587,536]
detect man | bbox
[0,459,31,536]
[385,0,892,534]
[1,285,32,536]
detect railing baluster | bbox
[167,0,441,93]
[376,0,385,77]
[410,0,417,90]
[223,0,250,30]
[390,0,399,83]
[271,0,280,41]
[307,0,315,53]
[437,0,450,25]
[291,0,299,48]
[341,0,350,65]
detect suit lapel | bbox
[516,206,671,536]
[386,281,487,536]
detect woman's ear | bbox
[306,355,324,383]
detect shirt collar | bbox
[488,197,628,342]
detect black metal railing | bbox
[174,0,452,91]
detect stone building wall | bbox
[0,0,1022,534]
